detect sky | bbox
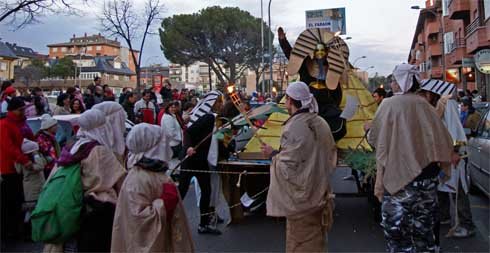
[0,0,426,76]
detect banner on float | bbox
[305,8,346,35]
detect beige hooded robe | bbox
[266,112,337,219]
[368,93,454,200]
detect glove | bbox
[161,183,179,222]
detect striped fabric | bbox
[420,79,456,97]
[287,28,350,90]
[187,90,223,128]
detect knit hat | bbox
[40,114,58,130]
[7,97,25,111]
[21,139,39,154]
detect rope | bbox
[168,167,269,176]
[198,187,270,217]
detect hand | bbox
[161,183,179,221]
[260,143,274,158]
[278,27,286,40]
[451,152,461,166]
[186,147,196,157]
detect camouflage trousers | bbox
[381,178,438,253]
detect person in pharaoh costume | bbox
[278,27,350,141]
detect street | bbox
[4,167,488,252]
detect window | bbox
[87,46,92,51]
[52,47,58,52]
[114,62,121,69]
[0,62,7,71]
[61,47,67,52]
[444,32,454,54]
[114,75,119,80]
[96,46,102,51]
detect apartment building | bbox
[408,0,489,98]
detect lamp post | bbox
[352,56,367,68]
[363,66,375,71]
[411,5,446,81]
[268,0,273,94]
[260,0,265,94]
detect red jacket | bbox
[0,112,30,175]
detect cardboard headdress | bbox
[287,28,350,90]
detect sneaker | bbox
[343,175,355,180]
[198,225,222,235]
[209,215,225,225]
[450,227,476,238]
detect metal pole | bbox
[440,11,446,81]
[268,0,273,94]
[260,0,264,94]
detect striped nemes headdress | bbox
[287,28,350,90]
[187,90,223,128]
[420,79,456,97]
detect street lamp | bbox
[411,5,446,81]
[352,56,367,67]
[268,0,273,94]
[260,0,265,93]
[363,66,375,71]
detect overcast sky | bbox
[0,0,425,76]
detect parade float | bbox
[218,28,379,223]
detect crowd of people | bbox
[0,60,487,252]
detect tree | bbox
[0,0,89,29]
[15,58,49,87]
[99,0,164,92]
[160,6,274,90]
[51,57,75,82]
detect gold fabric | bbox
[367,94,454,200]
[111,167,194,253]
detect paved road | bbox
[4,167,489,252]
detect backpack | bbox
[31,163,83,243]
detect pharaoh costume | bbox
[267,82,337,252]
[279,28,350,140]
[111,124,193,253]
[368,64,454,253]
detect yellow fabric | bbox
[243,72,376,155]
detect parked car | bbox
[467,102,490,197]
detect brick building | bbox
[47,33,139,82]
[408,0,490,99]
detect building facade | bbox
[168,62,220,91]
[47,33,139,82]
[408,0,489,99]
[141,64,169,92]
[0,41,17,81]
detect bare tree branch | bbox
[0,0,89,30]
[99,0,164,92]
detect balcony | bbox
[465,17,490,54]
[448,0,470,20]
[428,42,442,57]
[447,38,466,65]
[426,21,440,37]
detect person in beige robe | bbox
[261,82,337,253]
[368,64,455,253]
[111,123,194,253]
[43,109,126,253]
